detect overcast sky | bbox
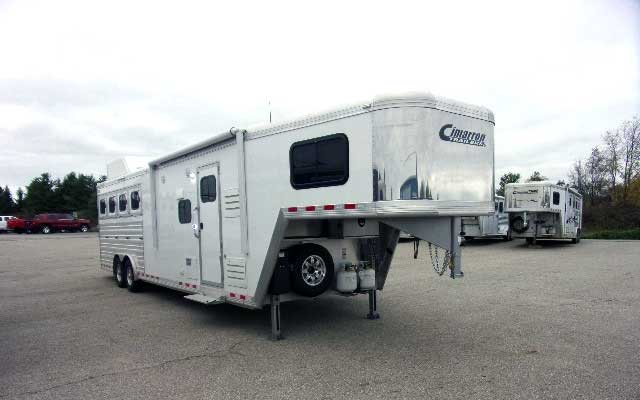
[0,0,638,193]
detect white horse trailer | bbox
[97,92,495,338]
[461,195,509,241]
[505,182,582,244]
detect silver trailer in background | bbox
[97,92,495,338]
[505,182,582,244]
[461,195,509,241]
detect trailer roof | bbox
[148,92,495,167]
[505,181,583,197]
[246,92,494,140]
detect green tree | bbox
[24,173,58,214]
[526,171,548,182]
[0,186,15,214]
[15,187,25,213]
[497,172,521,196]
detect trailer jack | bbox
[270,294,282,341]
[367,289,380,320]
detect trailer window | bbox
[99,199,106,215]
[499,202,504,213]
[178,199,191,224]
[119,194,128,212]
[200,175,216,203]
[131,191,140,210]
[108,196,116,214]
[552,191,560,205]
[290,133,349,189]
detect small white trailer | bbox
[97,92,495,338]
[505,182,583,245]
[461,195,510,241]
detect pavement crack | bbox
[0,340,247,398]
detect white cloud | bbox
[0,0,638,192]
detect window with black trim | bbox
[119,194,128,212]
[552,191,560,205]
[131,191,140,210]
[178,199,191,224]
[200,175,216,203]
[108,196,116,213]
[99,199,106,215]
[290,133,349,189]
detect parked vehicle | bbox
[0,216,14,232]
[97,92,496,338]
[7,217,27,233]
[461,195,510,241]
[505,182,582,244]
[25,213,91,234]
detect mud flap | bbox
[382,217,463,278]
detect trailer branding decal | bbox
[439,124,486,147]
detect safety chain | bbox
[427,242,454,276]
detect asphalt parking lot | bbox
[0,233,638,399]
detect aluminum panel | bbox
[372,107,494,204]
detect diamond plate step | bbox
[184,293,224,305]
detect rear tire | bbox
[525,237,535,245]
[290,244,334,297]
[572,229,581,244]
[80,224,89,233]
[40,225,52,234]
[114,258,127,288]
[125,259,140,292]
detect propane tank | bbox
[336,262,358,293]
[357,261,376,291]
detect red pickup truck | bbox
[9,213,90,234]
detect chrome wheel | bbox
[126,266,134,287]
[116,264,123,282]
[80,225,88,232]
[41,225,51,234]
[300,255,327,287]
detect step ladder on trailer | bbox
[184,285,225,304]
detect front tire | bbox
[80,224,89,233]
[114,258,127,288]
[41,225,52,234]
[290,244,334,297]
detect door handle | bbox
[192,223,200,239]
[200,222,204,230]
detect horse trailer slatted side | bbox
[97,92,496,338]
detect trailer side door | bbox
[198,163,223,286]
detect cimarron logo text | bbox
[439,124,486,147]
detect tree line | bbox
[568,116,640,206]
[496,115,640,232]
[0,172,106,221]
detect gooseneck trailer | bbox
[97,92,495,338]
[505,182,582,244]
[461,195,510,241]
